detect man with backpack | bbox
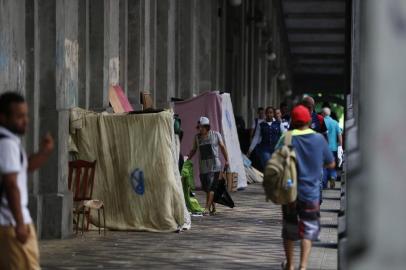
[274,105,335,270]
[0,92,54,269]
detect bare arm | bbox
[28,133,54,172]
[187,137,198,159]
[338,133,343,147]
[325,161,336,169]
[219,142,229,166]
[248,126,262,155]
[3,173,28,243]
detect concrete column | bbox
[128,0,143,104]
[143,0,157,103]
[175,0,193,99]
[155,0,176,108]
[119,0,128,97]
[0,0,26,95]
[88,0,104,109]
[78,0,89,109]
[104,0,120,103]
[33,0,77,239]
[197,1,212,92]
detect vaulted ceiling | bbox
[281,0,350,95]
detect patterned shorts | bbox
[282,200,321,241]
[200,172,220,193]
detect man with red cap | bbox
[276,105,335,270]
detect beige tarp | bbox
[69,108,187,232]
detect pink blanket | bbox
[175,92,224,188]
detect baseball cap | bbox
[291,105,311,124]
[199,116,210,126]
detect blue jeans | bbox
[323,151,337,188]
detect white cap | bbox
[199,116,210,126]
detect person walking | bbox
[322,107,343,189]
[0,92,54,270]
[188,117,229,216]
[275,108,289,133]
[302,96,327,134]
[248,107,282,172]
[276,105,335,270]
[250,107,265,140]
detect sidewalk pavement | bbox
[40,184,339,269]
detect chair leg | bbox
[98,209,101,235]
[86,211,90,231]
[75,210,80,235]
[103,206,106,235]
[81,207,86,235]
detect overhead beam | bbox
[288,33,345,42]
[283,1,345,14]
[294,59,345,65]
[286,18,345,29]
[292,53,346,59]
[287,28,346,34]
[291,46,345,54]
[285,12,346,19]
[290,41,346,47]
[294,66,345,75]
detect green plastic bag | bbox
[181,160,203,214]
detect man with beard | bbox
[0,92,54,269]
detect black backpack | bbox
[0,133,23,203]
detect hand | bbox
[15,224,29,244]
[224,160,229,168]
[40,133,54,155]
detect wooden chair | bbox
[68,160,106,235]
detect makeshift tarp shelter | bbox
[69,108,189,232]
[174,91,247,190]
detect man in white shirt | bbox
[0,92,54,270]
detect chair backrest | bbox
[68,160,97,202]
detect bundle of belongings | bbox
[242,154,264,184]
[174,91,247,190]
[181,160,204,214]
[69,107,190,232]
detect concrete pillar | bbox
[0,0,26,95]
[176,0,193,99]
[143,0,157,103]
[78,0,88,109]
[127,0,143,104]
[104,0,120,103]
[155,0,176,108]
[33,0,77,239]
[88,0,104,109]
[119,0,128,97]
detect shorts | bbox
[200,172,220,193]
[282,200,320,241]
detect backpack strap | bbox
[0,133,24,207]
[284,131,293,147]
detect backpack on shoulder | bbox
[263,131,297,205]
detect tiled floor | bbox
[40,184,339,270]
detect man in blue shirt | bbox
[277,105,335,270]
[322,107,343,189]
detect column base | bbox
[37,191,73,239]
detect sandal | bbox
[202,209,210,216]
[210,208,217,216]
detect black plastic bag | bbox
[214,178,235,208]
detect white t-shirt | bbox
[0,127,32,226]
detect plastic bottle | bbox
[286,179,293,190]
